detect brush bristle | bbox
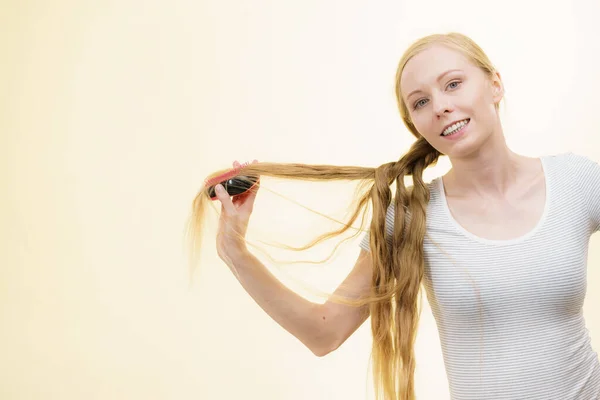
[203,161,251,187]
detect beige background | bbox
[2,0,599,399]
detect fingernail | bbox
[215,184,224,193]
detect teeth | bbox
[442,119,469,136]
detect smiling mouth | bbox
[440,118,470,136]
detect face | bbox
[400,44,503,157]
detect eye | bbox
[413,98,428,110]
[412,80,462,110]
[447,80,461,90]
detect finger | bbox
[214,184,236,215]
[231,192,248,206]
[251,177,260,192]
[232,184,255,205]
[238,178,260,209]
[248,178,260,199]
[240,176,260,198]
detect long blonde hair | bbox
[187,32,500,400]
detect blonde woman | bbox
[189,32,600,400]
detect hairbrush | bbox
[204,161,260,200]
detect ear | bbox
[491,71,504,103]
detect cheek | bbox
[472,87,495,112]
[471,92,497,120]
[409,114,428,133]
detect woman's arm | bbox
[225,248,372,356]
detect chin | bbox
[446,138,495,160]
[439,137,480,158]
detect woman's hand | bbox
[214,160,260,261]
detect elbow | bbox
[308,326,341,357]
[307,303,348,357]
[310,341,335,357]
[304,329,337,357]
[310,343,335,357]
[311,334,347,357]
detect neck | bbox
[443,132,530,199]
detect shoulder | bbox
[543,151,598,169]
[542,151,600,188]
[567,152,599,170]
[562,152,600,184]
[545,151,600,230]
[540,152,599,184]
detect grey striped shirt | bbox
[359,152,600,399]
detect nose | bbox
[432,94,453,117]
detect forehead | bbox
[400,45,477,96]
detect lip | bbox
[441,119,469,140]
[440,118,470,136]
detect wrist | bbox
[221,244,251,265]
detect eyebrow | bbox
[406,69,463,101]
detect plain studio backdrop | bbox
[1,0,599,399]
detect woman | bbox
[189,32,600,399]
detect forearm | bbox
[224,249,332,356]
